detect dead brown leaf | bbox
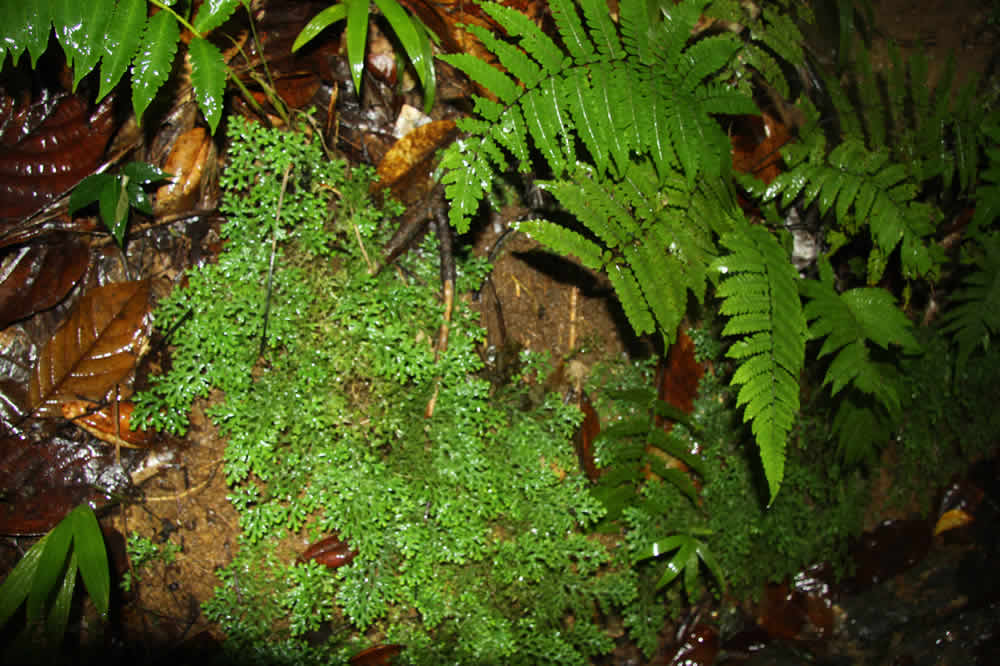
[0,234,89,328]
[28,280,151,419]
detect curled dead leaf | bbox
[61,399,152,448]
[349,644,404,666]
[154,127,216,215]
[376,118,458,205]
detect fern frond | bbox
[515,220,606,270]
[941,233,1000,372]
[801,259,920,415]
[713,226,806,502]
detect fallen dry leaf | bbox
[154,127,216,215]
[28,280,151,419]
[61,399,153,449]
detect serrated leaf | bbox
[52,0,86,70]
[193,0,241,34]
[1,3,51,67]
[99,0,147,99]
[188,37,227,133]
[132,9,180,125]
[517,219,605,270]
[71,505,109,618]
[73,1,114,90]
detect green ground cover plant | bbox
[134,116,637,664]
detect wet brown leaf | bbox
[376,119,458,205]
[28,280,151,419]
[0,234,89,328]
[573,391,601,482]
[298,534,358,570]
[349,644,404,666]
[154,127,216,215]
[0,434,115,534]
[61,399,153,449]
[0,91,115,221]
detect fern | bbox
[711,225,807,503]
[745,98,944,283]
[441,0,759,345]
[941,232,1000,371]
[801,257,921,462]
[0,0,242,133]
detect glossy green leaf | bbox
[101,176,131,247]
[132,9,180,125]
[53,0,86,70]
[127,179,153,215]
[71,505,109,618]
[189,37,227,133]
[123,161,170,186]
[73,0,114,90]
[0,531,49,627]
[345,0,370,96]
[27,517,73,623]
[292,3,348,52]
[46,551,77,640]
[99,0,147,99]
[69,173,116,216]
[374,0,435,111]
[1,3,51,67]
[193,0,241,35]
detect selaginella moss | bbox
[135,116,636,664]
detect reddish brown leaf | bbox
[28,280,151,419]
[573,390,601,482]
[0,434,114,534]
[298,534,358,570]
[655,329,705,431]
[61,399,153,449]
[730,111,792,185]
[349,644,404,666]
[0,234,89,328]
[0,92,115,220]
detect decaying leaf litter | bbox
[1,0,998,662]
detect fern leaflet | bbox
[712,226,806,502]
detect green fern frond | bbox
[801,258,920,415]
[969,120,1000,238]
[748,115,942,282]
[712,226,806,502]
[515,219,606,270]
[941,233,1000,372]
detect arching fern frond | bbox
[941,233,1000,372]
[712,226,807,502]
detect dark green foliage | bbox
[941,232,1000,371]
[69,161,169,248]
[0,0,240,132]
[0,505,110,651]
